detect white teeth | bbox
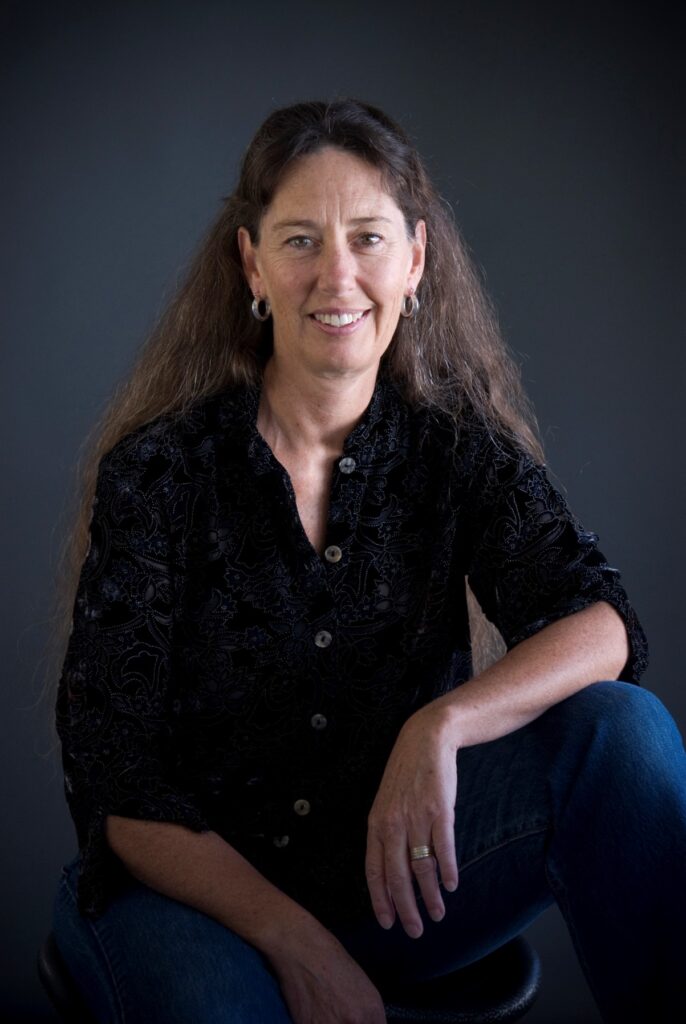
[313,311,365,327]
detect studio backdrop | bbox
[2,2,682,1021]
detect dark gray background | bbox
[2,1,683,1020]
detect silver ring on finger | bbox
[409,844,435,861]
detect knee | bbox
[553,680,684,777]
[568,679,674,736]
[53,873,292,1024]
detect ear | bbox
[407,219,427,292]
[237,226,263,298]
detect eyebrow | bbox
[270,216,393,231]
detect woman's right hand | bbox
[267,919,387,1024]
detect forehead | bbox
[263,147,402,223]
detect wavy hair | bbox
[44,98,546,723]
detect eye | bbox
[286,235,315,249]
[358,232,382,247]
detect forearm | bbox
[106,816,387,1019]
[423,600,630,749]
[105,816,321,959]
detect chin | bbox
[320,349,380,374]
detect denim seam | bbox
[458,822,549,874]
[62,869,129,1024]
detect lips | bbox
[312,310,367,327]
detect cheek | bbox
[269,266,309,307]
[374,278,405,318]
[369,257,410,300]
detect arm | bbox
[56,436,210,917]
[366,601,628,938]
[430,598,629,749]
[366,430,647,939]
[105,817,386,1024]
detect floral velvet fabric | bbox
[56,373,648,925]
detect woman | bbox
[52,99,685,1023]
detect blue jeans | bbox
[52,681,686,1023]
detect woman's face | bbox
[238,147,426,382]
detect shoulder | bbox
[97,385,256,501]
[401,389,515,471]
[400,390,547,511]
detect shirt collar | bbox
[217,370,407,468]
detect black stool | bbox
[38,933,95,1023]
[38,931,540,1023]
[382,936,541,1022]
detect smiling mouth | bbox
[311,310,368,327]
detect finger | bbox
[365,830,395,930]
[432,810,459,893]
[384,834,424,938]
[410,846,445,923]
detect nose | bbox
[317,238,356,295]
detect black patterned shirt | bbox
[56,372,648,925]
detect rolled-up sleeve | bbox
[56,438,209,918]
[464,431,649,683]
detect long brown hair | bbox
[44,98,546,727]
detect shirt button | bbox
[273,835,290,848]
[324,545,342,564]
[339,456,356,474]
[314,629,332,648]
[310,713,328,730]
[294,799,311,816]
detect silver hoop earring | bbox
[251,297,271,322]
[400,293,420,318]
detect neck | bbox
[257,357,379,456]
